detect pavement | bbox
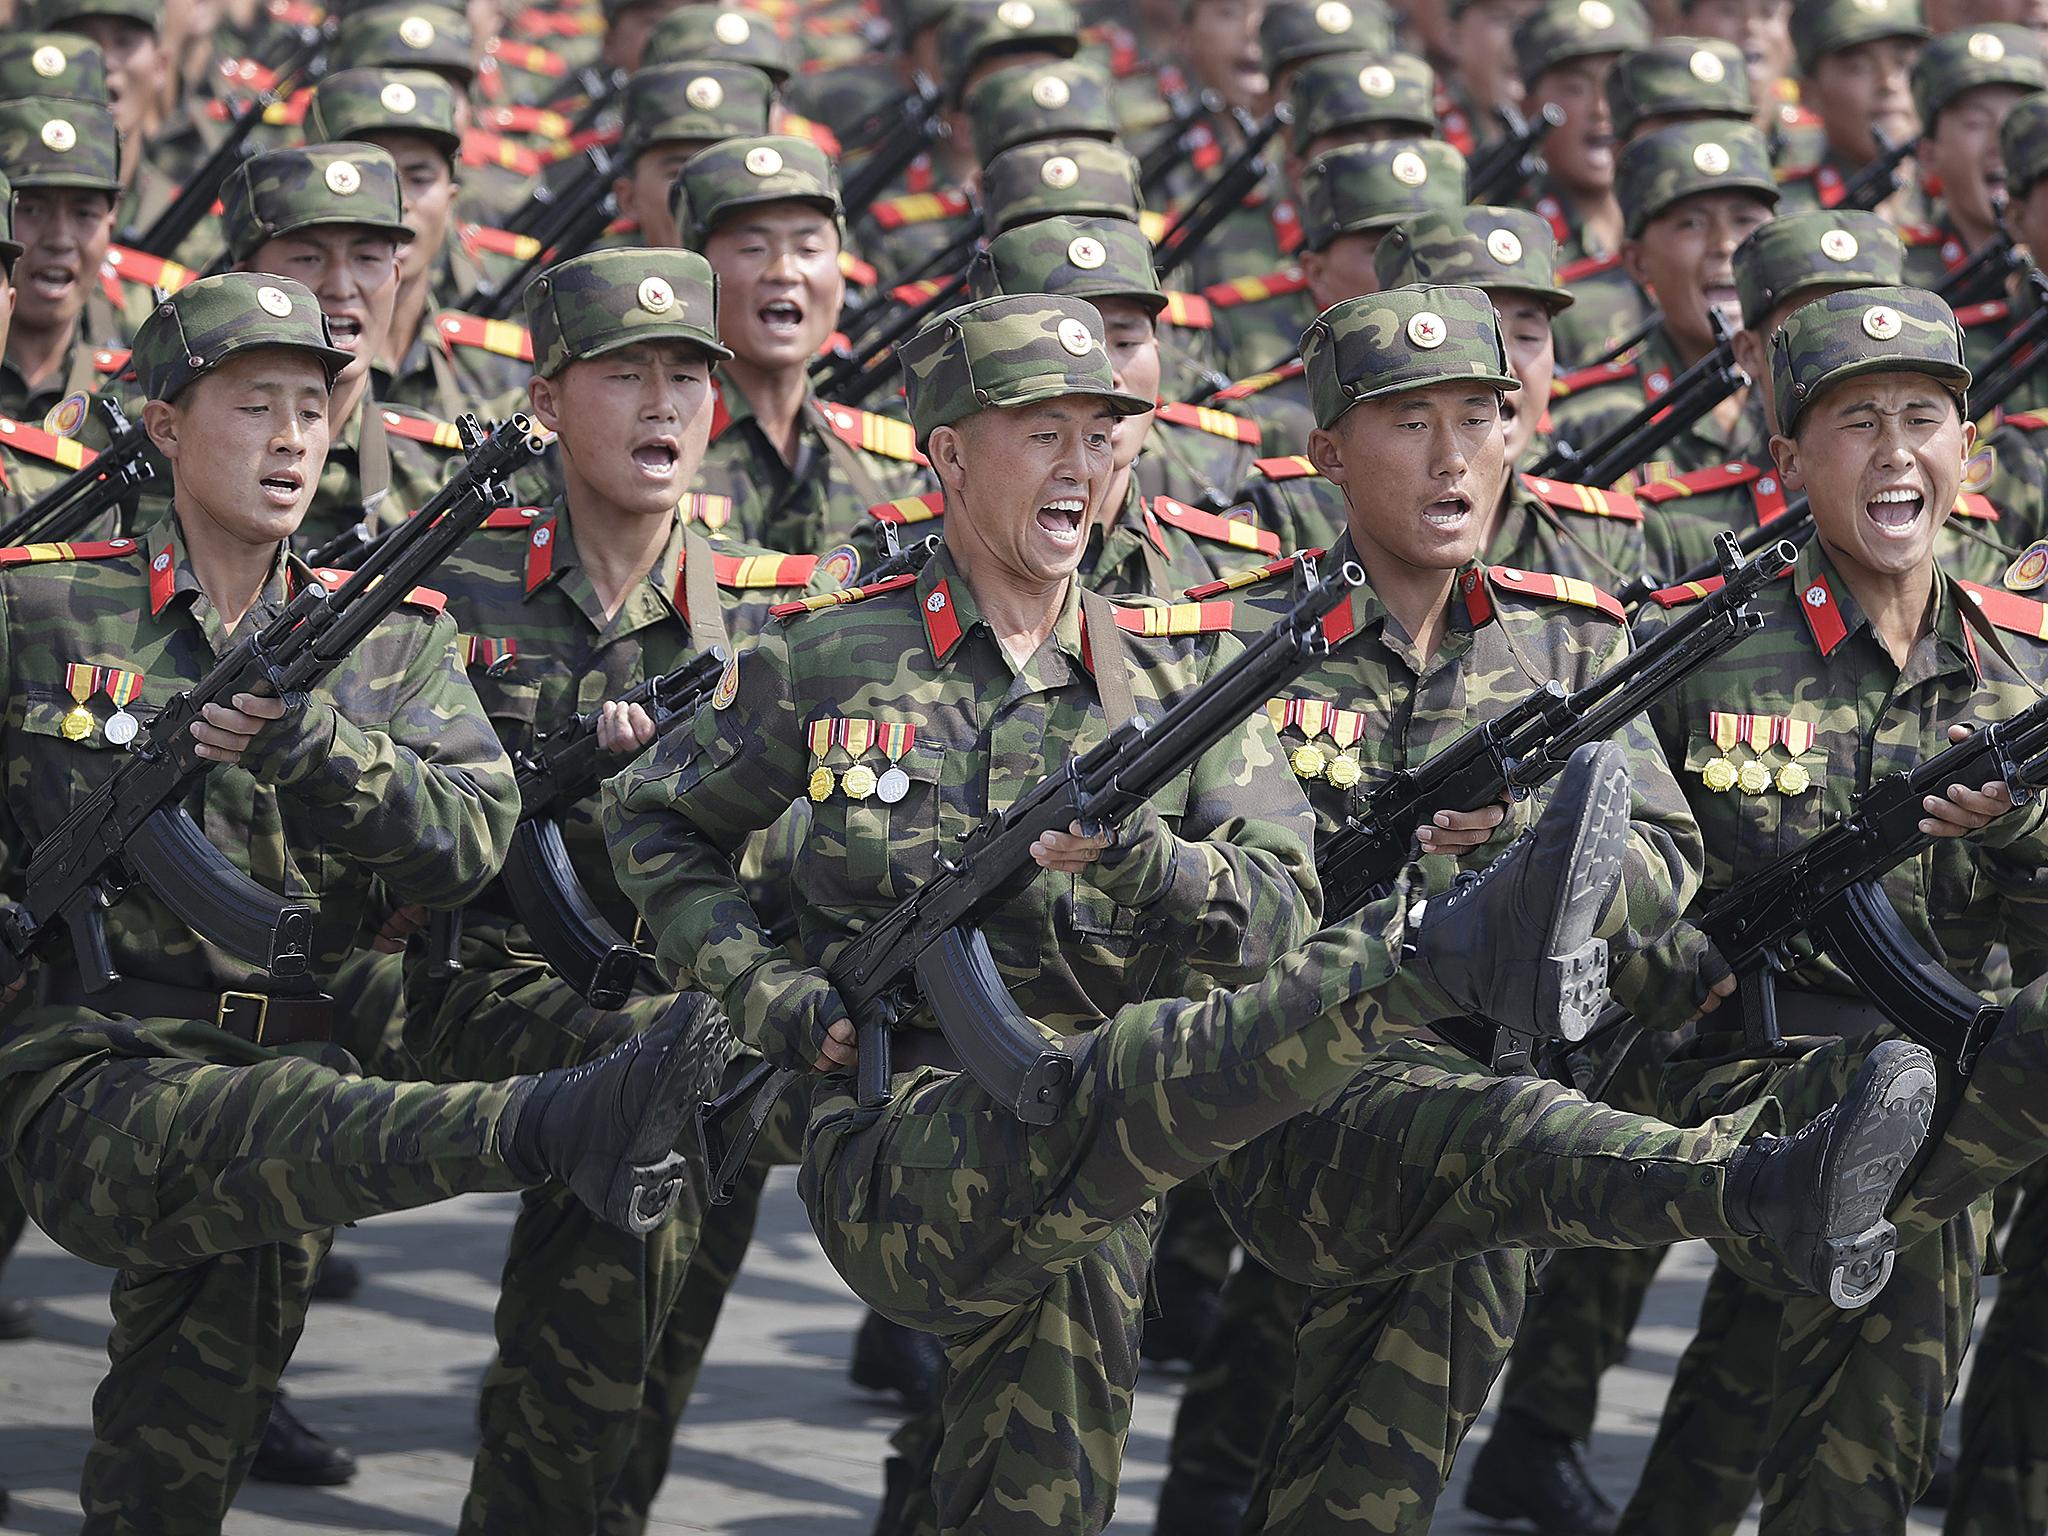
[0,1174,1958,1534]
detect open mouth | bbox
[27,262,76,302]
[1424,493,1472,529]
[630,439,680,477]
[1866,485,1924,532]
[759,298,804,336]
[1035,496,1086,542]
[259,468,303,506]
[325,313,364,350]
[1703,282,1740,322]
[1986,167,2008,194]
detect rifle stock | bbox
[1835,125,1914,213]
[1533,312,1746,487]
[0,412,154,551]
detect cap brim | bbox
[1495,280,1575,313]
[262,212,417,247]
[211,336,356,392]
[12,170,121,194]
[0,238,24,267]
[695,190,840,243]
[1633,176,1777,235]
[1794,355,1972,428]
[574,328,735,367]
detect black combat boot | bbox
[849,1310,947,1410]
[1917,1447,1956,1508]
[1725,1038,1938,1307]
[0,1297,31,1340]
[1153,1469,1252,1536]
[1464,1409,1618,1535]
[248,1390,358,1487]
[500,993,720,1232]
[1140,1255,1222,1370]
[309,1251,361,1302]
[1405,741,1630,1041]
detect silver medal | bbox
[876,765,911,803]
[103,709,139,746]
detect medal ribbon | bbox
[102,668,142,707]
[876,721,916,761]
[1709,712,1816,755]
[64,663,102,708]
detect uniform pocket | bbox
[1684,724,1830,868]
[803,733,944,906]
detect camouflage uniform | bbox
[1547,121,1780,483]
[0,272,533,1535]
[1612,287,2048,1536]
[1772,0,1931,216]
[0,172,87,521]
[603,293,1427,1536]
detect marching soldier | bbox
[1773,0,1928,215]
[609,61,774,249]
[1607,33,1756,141]
[0,172,94,520]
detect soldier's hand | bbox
[814,1016,859,1073]
[1689,971,1739,1023]
[1920,723,2017,838]
[374,904,429,954]
[190,691,289,765]
[598,700,658,755]
[1033,820,1115,872]
[1414,799,1509,855]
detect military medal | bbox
[61,661,110,743]
[103,710,138,746]
[808,766,835,801]
[60,706,93,740]
[841,763,878,800]
[1289,744,1327,779]
[874,720,916,804]
[100,669,143,747]
[1774,762,1811,795]
[1326,754,1362,789]
[1736,760,1771,796]
[876,766,910,803]
[1701,757,1737,792]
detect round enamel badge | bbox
[686,75,724,109]
[399,15,436,46]
[715,11,751,42]
[1032,74,1070,108]
[325,159,362,195]
[1690,48,1725,81]
[381,81,418,114]
[1057,317,1095,356]
[257,284,295,317]
[1040,154,1079,188]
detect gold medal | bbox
[807,765,835,801]
[60,705,93,740]
[1775,762,1811,796]
[841,763,878,800]
[1701,757,1737,793]
[1289,743,1328,779]
[1736,760,1771,796]
[1326,754,1362,789]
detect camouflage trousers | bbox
[1618,973,2048,1536]
[1209,1036,1774,1535]
[400,920,724,1536]
[1165,1243,1310,1494]
[0,1009,524,1535]
[799,913,1414,1536]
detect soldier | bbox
[1774,0,1929,214]
[26,0,175,236]
[1514,0,1657,366]
[1434,0,1539,160]
[601,290,1665,1535]
[1973,89,2048,572]
[0,171,96,522]
[668,134,934,553]
[1682,0,1805,148]
[1548,120,1779,481]
[610,62,775,249]
[1196,281,1935,1536]
[1609,284,2048,1536]
[0,268,716,1536]
[1607,33,1755,140]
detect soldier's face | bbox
[1311,382,1509,572]
[1774,372,1973,580]
[704,204,844,372]
[0,266,15,361]
[1921,84,2028,236]
[10,187,115,338]
[604,0,682,71]
[933,396,1117,586]
[618,141,703,246]
[74,16,166,135]
[1097,298,1161,470]
[148,350,332,547]
[533,340,715,519]
[1687,0,1793,100]
[1493,292,1555,465]
[1301,229,1385,311]
[377,133,460,286]
[1448,0,1534,111]
[1624,191,1773,357]
[1806,35,1922,164]
[1182,0,1269,112]
[2017,176,2048,257]
[247,227,404,393]
[1533,56,1621,193]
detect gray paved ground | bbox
[0,1175,1957,1534]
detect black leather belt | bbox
[46,973,334,1047]
[889,1025,962,1074]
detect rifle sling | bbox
[357,393,392,521]
[681,524,734,660]
[1077,587,1141,731]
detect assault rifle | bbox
[1466,102,1564,205]
[1151,104,1289,283]
[1137,85,1226,202]
[697,554,1366,1200]
[1835,124,1915,214]
[1533,311,1747,486]
[459,142,624,319]
[0,400,153,550]
[0,414,544,990]
[1935,197,2025,312]
[1696,694,2048,1075]
[814,262,976,404]
[837,71,946,224]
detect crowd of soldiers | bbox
[0,0,2041,1529]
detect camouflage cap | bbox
[0,171,22,268]
[332,3,475,80]
[0,33,108,102]
[966,58,1117,162]
[891,0,962,40]
[940,0,1081,100]
[1515,0,1651,85]
[1373,205,1574,310]
[622,61,775,151]
[980,136,1144,233]
[0,95,119,192]
[1616,119,1777,236]
[1304,283,1520,429]
[1261,0,1396,74]
[525,247,732,377]
[1289,49,1437,151]
[1300,138,1468,251]
[29,0,157,32]
[1910,23,2042,126]
[1606,37,1752,138]
[644,4,794,83]
[898,293,1150,447]
[129,272,351,404]
[1789,0,1926,74]
[304,68,462,159]
[670,133,839,246]
[972,214,1166,315]
[222,142,414,263]
[2000,88,2048,195]
[1733,208,1902,327]
[1769,284,1968,433]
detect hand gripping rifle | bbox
[0,400,154,551]
[1465,102,1565,205]
[0,414,545,992]
[1694,694,2048,1076]
[837,71,947,225]
[696,555,1366,1201]
[1532,311,1747,487]
[1151,104,1290,283]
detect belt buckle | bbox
[218,990,271,1044]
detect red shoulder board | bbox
[890,276,949,304]
[483,506,545,529]
[838,250,878,287]
[1898,223,1944,246]
[1150,495,1279,555]
[1554,357,1638,397]
[93,348,131,376]
[1648,574,1728,607]
[1251,453,1318,481]
[103,245,195,293]
[462,129,545,177]
[771,570,918,619]
[488,38,570,77]
[1184,549,1321,600]
[459,222,542,262]
[1214,359,1307,402]
[1954,491,1999,522]
[1556,251,1622,285]
[869,189,972,230]
[0,536,139,567]
[476,103,573,138]
[2002,410,2048,432]
[1629,459,1762,504]
[1955,299,2010,329]
[1159,290,1213,329]
[380,408,464,450]
[1154,401,1261,445]
[0,417,96,470]
[1962,580,2048,639]
[435,311,535,362]
[1487,565,1626,621]
[705,550,820,589]
[1519,473,1643,523]
[1105,598,1236,638]
[865,491,944,525]
[782,112,843,157]
[814,402,926,464]
[1200,268,1308,308]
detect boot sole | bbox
[1528,746,1631,1042]
[599,997,723,1234]
[1812,1041,1938,1308]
